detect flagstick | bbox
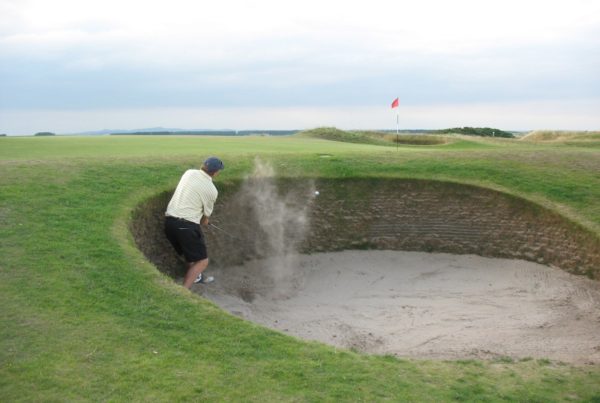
[396,108,399,151]
[391,97,399,150]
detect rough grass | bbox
[1,133,600,401]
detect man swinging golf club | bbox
[164,157,224,289]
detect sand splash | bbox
[237,158,314,289]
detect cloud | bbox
[5,0,599,52]
[0,0,599,129]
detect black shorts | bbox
[164,216,208,263]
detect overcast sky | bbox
[1,0,599,134]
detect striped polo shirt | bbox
[165,169,218,224]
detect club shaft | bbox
[210,223,238,239]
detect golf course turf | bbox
[1,132,600,401]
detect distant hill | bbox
[77,127,219,135]
[76,127,298,136]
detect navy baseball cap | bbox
[203,157,224,174]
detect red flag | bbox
[391,98,399,108]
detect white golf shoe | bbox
[194,273,215,284]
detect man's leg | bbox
[183,258,209,289]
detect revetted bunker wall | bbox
[130,178,600,279]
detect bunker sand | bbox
[197,250,600,365]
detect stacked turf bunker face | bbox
[131,178,600,280]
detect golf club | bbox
[209,222,242,240]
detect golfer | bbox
[164,157,224,289]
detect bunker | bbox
[131,178,600,364]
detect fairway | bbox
[2,134,600,401]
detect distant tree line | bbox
[432,127,514,138]
[34,132,56,136]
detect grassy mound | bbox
[299,127,450,146]
[299,127,390,145]
[385,133,450,145]
[521,130,600,142]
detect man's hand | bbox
[200,216,209,226]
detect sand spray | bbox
[238,158,315,291]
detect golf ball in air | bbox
[314,191,320,196]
